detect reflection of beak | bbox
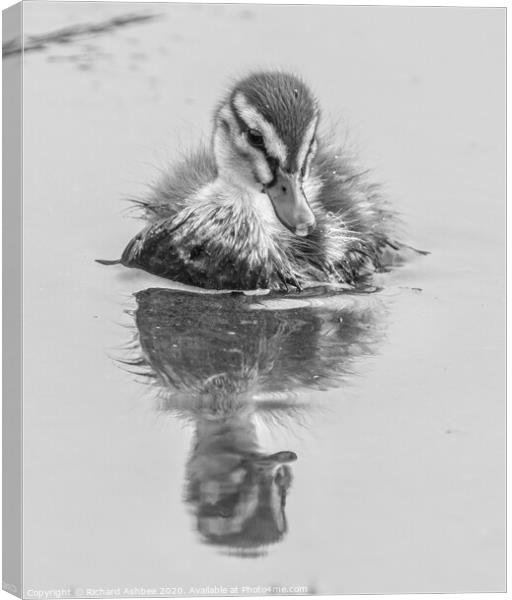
[252,450,298,469]
[266,171,316,237]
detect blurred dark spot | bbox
[189,245,204,260]
[445,428,464,435]
[239,9,254,20]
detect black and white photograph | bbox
[2,1,506,597]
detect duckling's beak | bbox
[266,171,316,237]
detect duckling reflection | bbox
[126,286,386,556]
[185,407,297,557]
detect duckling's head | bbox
[213,71,319,237]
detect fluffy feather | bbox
[104,71,423,290]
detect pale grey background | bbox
[15,2,507,596]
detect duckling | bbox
[100,71,419,291]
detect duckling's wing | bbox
[311,147,395,240]
[118,214,198,284]
[135,146,217,222]
[115,210,264,289]
[309,145,426,276]
[113,206,301,291]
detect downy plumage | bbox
[100,71,421,291]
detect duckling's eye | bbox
[246,129,265,149]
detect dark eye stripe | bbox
[297,125,318,170]
[229,102,281,182]
[300,138,317,176]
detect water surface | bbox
[16,3,505,595]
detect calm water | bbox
[16,2,505,595]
